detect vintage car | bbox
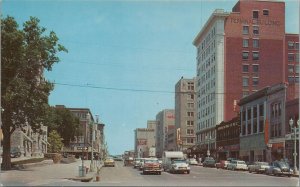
[202,157,216,167]
[227,160,248,171]
[187,158,198,165]
[104,157,115,167]
[169,159,190,174]
[248,161,270,173]
[142,158,162,175]
[265,161,293,177]
[133,158,143,169]
[216,160,230,169]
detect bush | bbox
[44,153,62,163]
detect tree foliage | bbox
[47,130,63,153]
[1,16,67,170]
[44,106,81,146]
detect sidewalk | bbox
[67,160,104,182]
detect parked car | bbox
[265,161,293,177]
[104,157,115,167]
[248,161,270,174]
[203,157,216,167]
[227,160,248,171]
[216,160,229,169]
[169,159,190,174]
[10,147,21,158]
[187,158,198,165]
[142,158,162,175]
[133,158,143,169]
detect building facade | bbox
[155,109,175,158]
[216,117,240,160]
[175,77,196,151]
[134,128,155,158]
[10,124,48,158]
[193,0,299,154]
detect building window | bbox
[253,120,257,134]
[253,77,259,86]
[242,77,249,87]
[243,39,249,47]
[296,53,299,62]
[253,65,259,72]
[259,119,264,133]
[263,9,269,16]
[288,76,294,83]
[242,51,249,60]
[188,103,194,108]
[243,64,249,72]
[288,65,294,73]
[187,138,194,143]
[259,104,264,116]
[190,94,194,100]
[295,43,299,50]
[253,106,257,118]
[188,82,194,90]
[288,53,294,62]
[288,41,294,49]
[253,26,259,35]
[187,129,194,135]
[296,65,299,74]
[253,51,259,60]
[253,39,259,48]
[243,26,249,35]
[187,121,194,126]
[187,112,194,117]
[253,11,259,19]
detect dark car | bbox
[10,147,21,158]
[203,157,216,167]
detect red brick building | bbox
[193,0,299,150]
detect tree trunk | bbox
[2,119,12,170]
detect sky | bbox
[3,0,299,155]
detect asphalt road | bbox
[0,160,298,186]
[97,161,299,186]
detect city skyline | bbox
[3,0,299,155]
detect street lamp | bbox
[206,135,211,157]
[90,114,96,172]
[289,118,298,175]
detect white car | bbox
[187,158,198,165]
[169,159,190,174]
[227,160,248,171]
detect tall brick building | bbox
[193,0,299,151]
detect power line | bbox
[52,81,243,95]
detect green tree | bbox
[47,130,63,153]
[1,16,67,170]
[44,106,81,146]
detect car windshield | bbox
[237,161,245,164]
[258,162,269,166]
[173,159,186,163]
[145,159,159,164]
[277,162,289,168]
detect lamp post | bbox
[90,114,96,172]
[206,135,211,157]
[289,118,298,175]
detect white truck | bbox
[162,151,189,173]
[149,147,156,157]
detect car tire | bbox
[187,171,190,174]
[158,171,161,175]
[249,170,251,173]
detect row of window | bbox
[243,39,259,48]
[288,41,299,50]
[243,25,259,35]
[243,64,259,73]
[242,77,259,87]
[288,53,299,62]
[198,93,215,109]
[288,76,299,83]
[241,105,264,120]
[198,117,216,131]
[242,51,259,60]
[197,130,216,143]
[253,10,269,19]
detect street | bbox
[0,160,298,186]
